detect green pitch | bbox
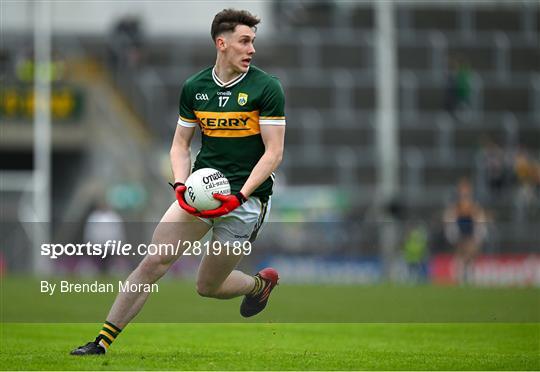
[1,277,539,370]
[1,323,538,370]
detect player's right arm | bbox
[169,125,200,215]
[173,80,199,183]
[170,125,195,184]
[170,81,201,215]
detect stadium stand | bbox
[1,2,537,264]
[93,2,538,253]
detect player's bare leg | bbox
[71,202,210,355]
[196,239,253,299]
[195,235,279,317]
[107,202,211,327]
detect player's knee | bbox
[195,281,219,298]
[138,255,173,278]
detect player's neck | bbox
[214,59,243,85]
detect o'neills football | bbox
[184,168,231,211]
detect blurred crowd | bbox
[480,140,540,221]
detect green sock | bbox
[249,275,265,296]
[95,321,122,350]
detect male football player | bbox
[71,8,285,355]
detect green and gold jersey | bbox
[177,65,286,199]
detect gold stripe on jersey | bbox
[194,110,260,138]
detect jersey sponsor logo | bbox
[194,110,261,138]
[237,93,248,106]
[195,93,209,101]
[199,117,249,128]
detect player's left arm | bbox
[240,76,286,197]
[197,77,286,219]
[198,125,284,219]
[240,125,285,197]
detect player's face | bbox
[222,25,256,73]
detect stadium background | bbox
[0,1,539,370]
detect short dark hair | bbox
[211,9,260,41]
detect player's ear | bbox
[215,35,226,51]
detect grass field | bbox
[1,277,539,370]
[1,323,538,370]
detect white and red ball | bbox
[184,168,231,211]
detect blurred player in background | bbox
[443,178,487,284]
[82,199,126,275]
[71,8,285,355]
